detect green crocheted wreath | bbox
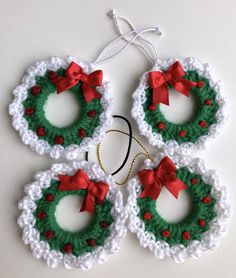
[34,179,113,256]
[138,167,216,246]
[144,70,219,144]
[23,68,103,147]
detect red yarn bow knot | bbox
[58,169,109,213]
[50,62,103,103]
[148,61,197,107]
[138,156,187,200]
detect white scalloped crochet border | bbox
[17,161,127,270]
[127,152,231,263]
[131,57,227,155]
[9,56,113,159]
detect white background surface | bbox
[0,0,236,277]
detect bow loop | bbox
[50,62,103,103]
[87,70,103,87]
[58,169,109,213]
[148,61,197,108]
[138,156,187,200]
[66,62,83,80]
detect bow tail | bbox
[152,84,169,106]
[80,191,95,213]
[172,79,197,97]
[82,83,102,103]
[165,179,187,199]
[140,182,162,200]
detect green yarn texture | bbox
[23,69,103,147]
[138,167,216,246]
[34,180,114,256]
[144,70,219,143]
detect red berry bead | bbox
[202,196,211,204]
[162,230,170,238]
[36,211,47,219]
[87,239,96,246]
[25,107,34,115]
[48,71,57,79]
[54,136,64,145]
[36,127,46,137]
[78,128,87,138]
[44,230,54,240]
[31,86,41,95]
[204,99,212,106]
[198,219,206,227]
[63,243,73,253]
[100,221,108,229]
[199,120,207,128]
[148,105,156,111]
[144,212,152,220]
[157,122,165,130]
[182,230,191,240]
[191,178,198,185]
[87,110,97,118]
[179,130,186,138]
[45,194,54,202]
[196,81,204,88]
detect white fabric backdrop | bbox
[0,0,235,277]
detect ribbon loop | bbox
[148,61,197,108]
[50,62,103,103]
[58,169,109,213]
[138,156,187,200]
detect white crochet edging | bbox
[9,56,113,160]
[18,161,127,270]
[127,152,231,263]
[132,57,227,155]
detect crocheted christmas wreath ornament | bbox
[17,161,127,270]
[127,153,231,262]
[9,56,112,159]
[132,57,226,154]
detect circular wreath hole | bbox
[159,89,199,124]
[55,195,93,232]
[44,91,81,128]
[155,187,192,224]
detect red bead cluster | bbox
[179,130,186,138]
[199,120,207,128]
[182,230,191,240]
[99,221,108,229]
[31,86,41,95]
[87,110,97,118]
[87,239,96,247]
[143,212,152,220]
[25,108,34,115]
[198,219,206,227]
[196,81,204,88]
[78,128,87,138]
[191,178,198,185]
[36,211,47,219]
[157,122,165,130]
[204,99,212,106]
[202,196,211,204]
[162,230,170,238]
[54,136,64,145]
[63,243,73,253]
[45,194,54,202]
[44,230,54,240]
[36,127,46,137]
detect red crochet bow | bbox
[138,156,187,200]
[50,62,103,103]
[58,169,109,213]
[148,61,197,109]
